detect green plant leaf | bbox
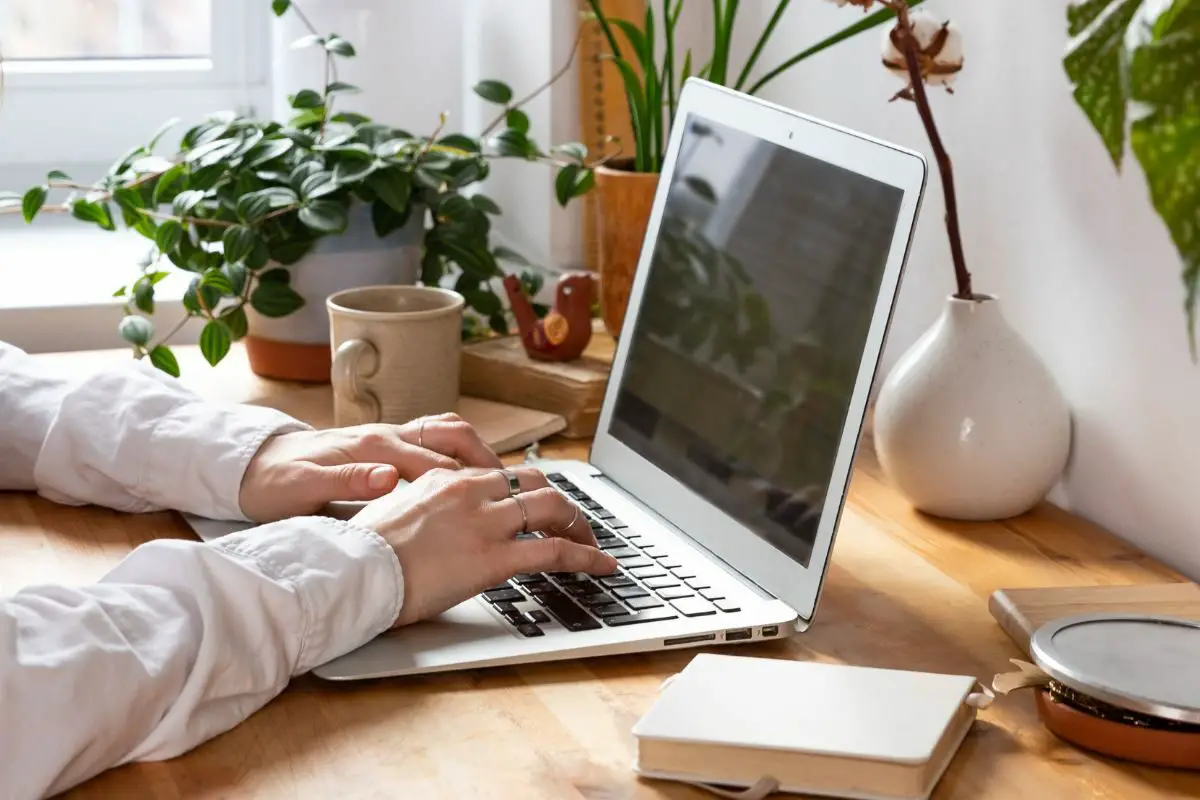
[201,268,235,295]
[172,189,206,216]
[134,279,155,314]
[333,158,378,185]
[299,199,349,233]
[331,111,372,126]
[368,168,412,214]
[280,128,317,148]
[259,268,291,284]
[146,117,181,152]
[199,320,232,366]
[290,89,325,109]
[291,33,325,49]
[555,164,595,207]
[245,137,295,168]
[219,305,249,340]
[21,186,47,223]
[506,109,530,134]
[325,36,356,57]
[1064,0,1143,166]
[437,133,481,154]
[71,199,116,231]
[152,164,188,205]
[113,285,128,298]
[300,170,338,199]
[552,142,588,162]
[519,270,545,297]
[223,225,260,264]
[372,197,412,237]
[494,245,532,267]
[268,239,314,265]
[488,128,539,159]
[326,81,360,94]
[489,313,509,335]
[46,169,71,183]
[149,345,181,377]
[223,262,248,295]
[251,280,306,317]
[155,220,184,253]
[184,276,223,313]
[119,315,154,347]
[272,0,291,14]
[236,192,272,223]
[473,80,513,104]
[605,55,650,170]
[421,250,445,285]
[437,195,475,221]
[471,194,502,215]
[467,289,502,316]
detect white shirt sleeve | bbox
[0,341,306,520]
[1,518,404,800]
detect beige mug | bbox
[327,285,465,427]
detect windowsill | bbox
[0,222,201,353]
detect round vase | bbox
[873,294,1071,520]
[244,204,423,383]
[594,163,659,339]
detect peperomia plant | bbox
[0,0,602,375]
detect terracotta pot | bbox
[594,162,659,339]
[244,204,424,383]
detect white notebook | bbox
[632,654,982,800]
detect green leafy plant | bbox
[584,0,926,173]
[1064,0,1200,353]
[0,0,602,373]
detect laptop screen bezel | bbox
[589,78,927,625]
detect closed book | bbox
[632,654,980,800]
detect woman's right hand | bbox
[350,466,618,627]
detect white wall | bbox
[748,0,1200,578]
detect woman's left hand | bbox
[239,413,503,522]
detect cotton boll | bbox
[881,11,964,88]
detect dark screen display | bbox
[609,114,903,568]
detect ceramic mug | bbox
[327,285,465,427]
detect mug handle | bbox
[331,338,382,424]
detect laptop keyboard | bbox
[478,473,742,638]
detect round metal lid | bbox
[1029,613,1200,725]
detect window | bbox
[0,0,270,186]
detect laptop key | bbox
[596,538,625,551]
[700,588,725,601]
[671,568,698,580]
[714,599,741,613]
[592,602,631,618]
[643,575,679,589]
[613,585,650,600]
[525,581,555,595]
[606,547,640,559]
[563,581,601,597]
[659,558,683,569]
[619,556,654,569]
[671,597,717,617]
[483,588,524,604]
[513,574,544,585]
[580,593,616,607]
[484,583,512,593]
[657,587,694,601]
[551,572,587,583]
[629,565,667,579]
[640,546,667,558]
[516,623,545,637]
[595,510,616,520]
[604,608,678,626]
[606,518,628,529]
[600,576,635,588]
[627,595,664,610]
[546,473,566,482]
[568,490,590,501]
[525,610,551,625]
[538,590,602,631]
[685,578,711,590]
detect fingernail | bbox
[368,466,394,491]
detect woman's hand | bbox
[240,413,502,522]
[351,466,618,627]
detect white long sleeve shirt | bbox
[0,343,404,800]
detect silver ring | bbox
[417,419,426,449]
[495,468,521,497]
[513,494,529,533]
[552,505,581,533]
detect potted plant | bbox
[0,0,600,380]
[1062,0,1200,355]
[583,0,926,338]
[866,1,1071,521]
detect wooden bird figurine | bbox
[502,272,595,362]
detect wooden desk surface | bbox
[3,346,1197,799]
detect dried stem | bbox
[480,25,586,138]
[882,1,972,300]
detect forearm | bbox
[0,517,402,799]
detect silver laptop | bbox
[190,79,927,680]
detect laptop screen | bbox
[607,113,904,569]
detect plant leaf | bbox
[1064,0,1143,166]
[220,305,249,340]
[149,345,181,377]
[22,186,47,223]
[473,80,514,105]
[556,164,581,207]
[471,194,502,215]
[172,189,206,216]
[291,33,325,49]
[506,109,530,134]
[290,89,325,109]
[201,268,235,296]
[333,158,378,185]
[438,133,481,153]
[199,320,232,366]
[237,192,273,223]
[251,280,306,317]
[325,36,356,57]
[552,142,588,162]
[155,220,184,253]
[326,81,360,94]
[299,199,349,233]
[119,315,154,347]
[223,225,260,264]
[272,0,291,15]
[368,168,412,214]
[372,197,412,237]
[71,199,116,231]
[300,170,339,199]
[224,262,248,295]
[494,245,532,267]
[245,137,294,168]
[134,279,155,314]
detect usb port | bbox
[725,628,752,642]
[664,633,717,647]
[761,625,779,637]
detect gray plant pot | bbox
[244,203,424,382]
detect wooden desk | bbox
[3,347,1197,799]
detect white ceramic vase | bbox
[873,295,1071,520]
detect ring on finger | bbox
[513,494,529,533]
[418,418,426,449]
[551,504,581,534]
[494,468,521,498]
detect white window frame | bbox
[0,0,272,186]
